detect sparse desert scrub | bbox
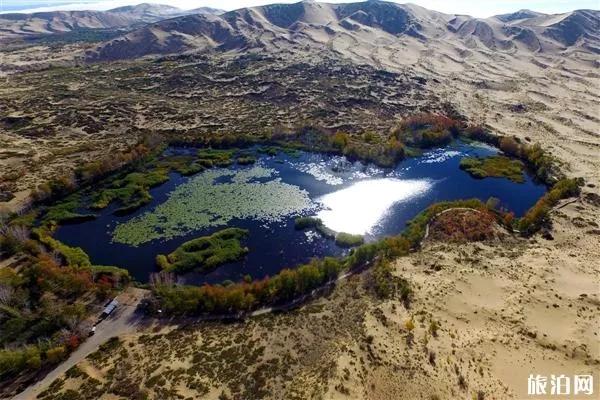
[365,259,412,304]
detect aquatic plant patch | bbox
[112,165,315,246]
[42,195,96,226]
[90,169,170,213]
[459,156,525,183]
[156,228,249,274]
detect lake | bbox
[54,142,547,284]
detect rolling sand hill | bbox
[0,3,223,43]
[84,1,600,61]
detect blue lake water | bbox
[54,142,547,284]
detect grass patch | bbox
[42,195,96,226]
[91,169,170,214]
[237,156,256,165]
[155,156,205,176]
[294,217,322,230]
[196,149,234,167]
[156,228,249,274]
[335,232,365,248]
[294,217,336,240]
[459,155,525,183]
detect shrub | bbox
[151,257,344,315]
[367,260,412,304]
[428,209,497,243]
[0,346,42,378]
[91,169,170,214]
[32,228,91,267]
[518,178,583,235]
[394,113,461,149]
[46,346,67,364]
[330,131,350,150]
[196,148,234,167]
[90,266,131,288]
[42,195,96,226]
[402,199,489,248]
[335,233,365,248]
[499,137,521,157]
[429,320,440,337]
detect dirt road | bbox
[13,288,147,400]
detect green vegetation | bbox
[113,166,314,246]
[149,256,345,314]
[294,217,359,245]
[42,195,96,226]
[402,199,490,249]
[518,178,583,235]
[91,266,131,284]
[294,216,322,230]
[1,110,580,334]
[463,128,558,185]
[32,228,91,267]
[315,224,336,240]
[294,216,336,239]
[154,155,205,176]
[237,156,256,165]
[392,113,461,149]
[148,199,497,316]
[335,232,365,248]
[0,247,126,393]
[91,169,170,215]
[459,156,525,183]
[257,145,299,157]
[156,228,249,274]
[196,149,234,167]
[367,259,412,304]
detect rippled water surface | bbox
[55,142,547,283]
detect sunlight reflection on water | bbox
[315,178,433,235]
